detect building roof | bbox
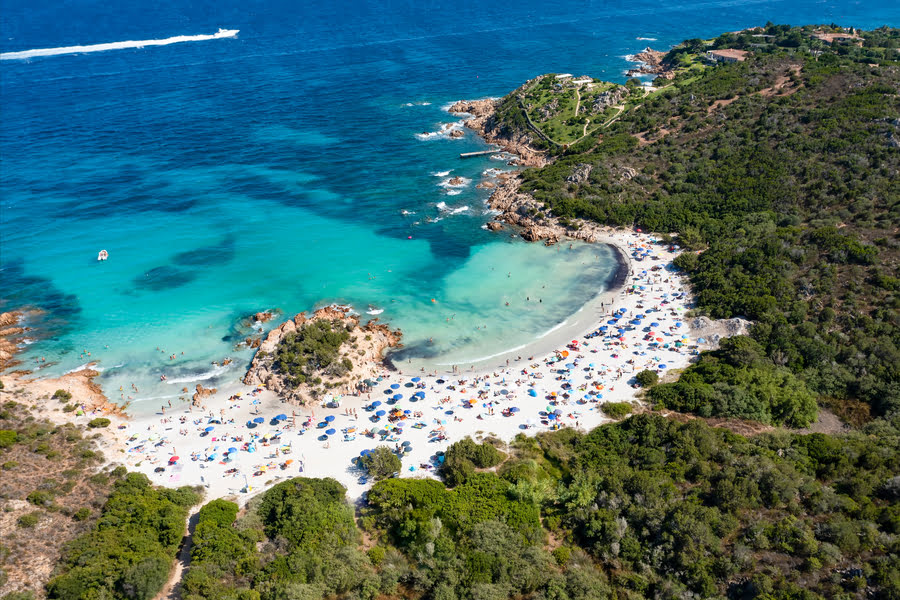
[708,49,749,61]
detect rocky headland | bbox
[243,305,402,405]
[447,98,549,167]
[626,48,676,80]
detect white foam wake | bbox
[1,28,239,61]
[636,37,658,41]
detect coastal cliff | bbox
[243,306,401,404]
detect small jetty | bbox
[459,150,497,159]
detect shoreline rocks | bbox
[243,306,402,405]
[626,47,676,80]
[448,98,548,168]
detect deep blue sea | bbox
[2,0,898,412]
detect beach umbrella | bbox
[415,391,426,398]
[360,449,371,456]
[325,415,335,422]
[599,326,609,331]
[528,389,538,397]
[510,407,520,413]
[390,383,400,389]
[412,377,421,382]
[393,394,403,400]
[650,322,660,327]
[675,322,682,327]
[630,319,642,325]
[253,417,264,423]
[698,337,706,344]
[372,400,381,407]
[500,389,509,395]
[325,428,336,435]
[376,410,386,416]
[169,456,179,463]
[554,409,563,415]
[228,447,238,454]
[275,414,287,421]
[204,426,214,432]
[402,440,411,447]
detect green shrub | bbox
[0,430,17,449]
[441,437,505,486]
[635,370,659,387]
[26,490,53,507]
[17,512,39,528]
[601,402,632,419]
[52,390,72,401]
[87,418,110,429]
[359,446,401,481]
[2,461,18,470]
[73,508,91,522]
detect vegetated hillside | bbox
[0,388,199,600]
[0,394,119,599]
[501,24,900,426]
[176,414,899,600]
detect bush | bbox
[0,430,17,449]
[359,446,401,481]
[27,490,53,507]
[17,512,39,528]
[52,390,72,401]
[2,461,18,470]
[601,402,632,419]
[87,418,111,429]
[635,370,659,387]
[441,437,505,487]
[73,508,91,522]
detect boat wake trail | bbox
[1,28,239,61]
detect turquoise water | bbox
[2,0,897,413]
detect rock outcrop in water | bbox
[243,306,402,405]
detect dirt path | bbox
[154,510,201,600]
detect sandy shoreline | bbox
[3,228,723,505]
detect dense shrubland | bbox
[513,26,899,424]
[179,414,899,600]
[273,319,353,387]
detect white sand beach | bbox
[9,230,722,503]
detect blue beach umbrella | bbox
[528,389,538,397]
[325,415,335,422]
[393,394,403,400]
[411,377,421,382]
[510,407,520,413]
[415,391,426,398]
[650,322,660,328]
[390,383,400,389]
[658,364,668,369]
[325,428,336,435]
[204,426,214,432]
[630,319,642,325]
[372,400,381,407]
[228,447,238,454]
[376,410,386,416]
[253,417,264,423]
[275,414,287,421]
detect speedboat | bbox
[214,28,239,38]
